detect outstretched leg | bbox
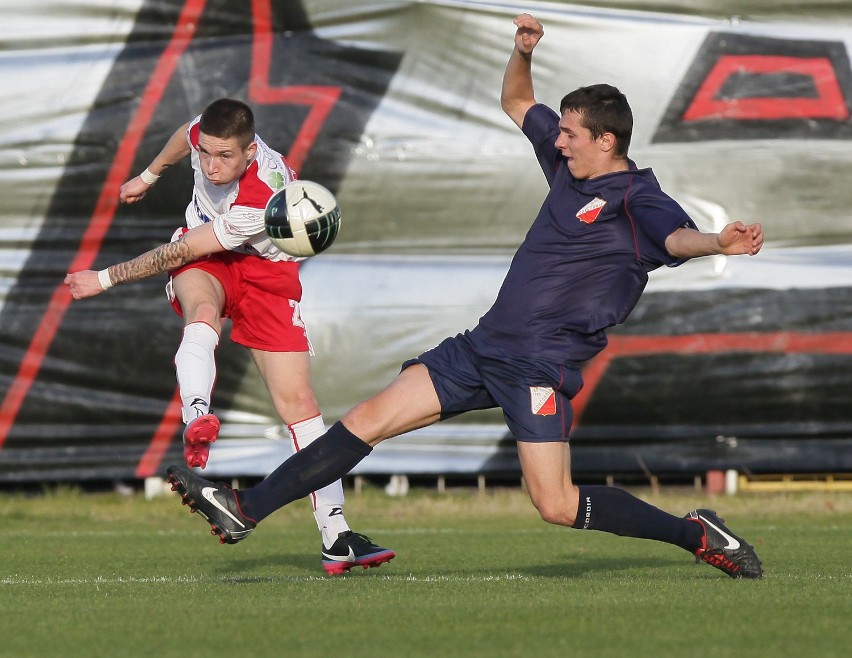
[240,363,441,521]
[167,364,441,545]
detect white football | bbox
[265,180,341,257]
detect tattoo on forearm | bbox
[109,236,198,285]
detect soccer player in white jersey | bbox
[65,98,394,575]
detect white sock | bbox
[175,322,219,423]
[289,414,351,546]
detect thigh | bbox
[342,363,443,445]
[171,267,227,328]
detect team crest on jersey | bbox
[530,386,557,416]
[576,198,606,224]
[267,171,285,190]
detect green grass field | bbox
[1,484,849,658]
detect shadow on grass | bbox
[521,555,688,578]
[208,552,334,579]
[204,551,689,582]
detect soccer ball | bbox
[265,180,341,257]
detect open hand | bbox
[718,221,764,256]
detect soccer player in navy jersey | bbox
[167,15,764,578]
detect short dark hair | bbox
[559,84,632,157]
[199,98,255,150]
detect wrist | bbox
[97,268,114,290]
[140,168,160,185]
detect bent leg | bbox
[516,441,702,552]
[518,442,702,551]
[172,270,225,466]
[172,269,226,417]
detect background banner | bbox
[2,0,852,481]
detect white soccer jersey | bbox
[184,116,299,262]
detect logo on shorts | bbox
[530,386,556,416]
[576,198,606,224]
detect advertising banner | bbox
[2,0,851,481]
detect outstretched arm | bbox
[665,221,764,259]
[64,222,224,300]
[119,121,192,204]
[501,13,544,128]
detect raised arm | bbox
[119,121,193,204]
[501,13,544,128]
[64,222,225,300]
[665,221,764,259]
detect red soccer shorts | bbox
[169,250,309,352]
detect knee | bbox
[536,503,576,527]
[185,301,221,327]
[289,387,319,409]
[277,390,320,424]
[340,400,390,446]
[341,400,376,435]
[528,488,579,527]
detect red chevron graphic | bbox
[683,55,848,122]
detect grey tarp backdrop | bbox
[1,0,852,482]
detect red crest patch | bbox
[530,386,556,416]
[576,197,607,224]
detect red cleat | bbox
[183,413,220,469]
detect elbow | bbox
[664,236,683,259]
[664,227,706,259]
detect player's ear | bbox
[246,140,258,158]
[598,132,617,153]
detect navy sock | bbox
[572,485,703,553]
[238,422,372,522]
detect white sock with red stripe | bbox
[289,415,351,547]
[175,322,219,423]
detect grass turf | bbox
[0,485,849,657]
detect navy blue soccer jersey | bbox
[473,103,697,364]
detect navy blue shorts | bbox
[402,331,583,443]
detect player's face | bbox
[555,110,611,180]
[197,132,257,186]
